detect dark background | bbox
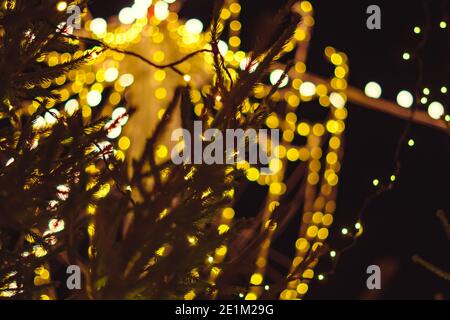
[90,0,449,299]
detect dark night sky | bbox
[90,0,449,299]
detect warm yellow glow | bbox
[299,81,316,96]
[250,273,263,285]
[364,81,382,99]
[56,1,67,12]
[428,101,444,119]
[396,90,414,108]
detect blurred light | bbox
[407,139,415,147]
[441,86,447,94]
[428,101,444,119]
[105,120,122,139]
[56,184,70,200]
[402,52,410,60]
[45,109,60,125]
[355,222,361,229]
[372,179,379,186]
[90,18,107,35]
[5,157,14,167]
[364,81,382,99]
[341,228,348,235]
[185,18,203,34]
[56,1,67,12]
[329,92,345,108]
[217,40,228,56]
[104,67,119,82]
[413,26,421,34]
[390,175,396,182]
[269,69,288,88]
[330,250,336,258]
[420,97,428,104]
[119,7,135,24]
[440,21,447,29]
[239,57,258,72]
[154,1,169,20]
[131,0,152,18]
[64,99,79,115]
[183,74,191,82]
[112,107,129,126]
[48,219,65,233]
[318,274,325,281]
[119,74,134,87]
[118,136,131,150]
[87,90,102,107]
[33,116,46,130]
[423,88,430,95]
[396,90,414,108]
[299,81,316,96]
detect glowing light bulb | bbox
[105,120,122,139]
[396,90,414,108]
[119,7,135,24]
[119,74,134,87]
[112,107,129,126]
[154,1,169,20]
[329,92,345,108]
[299,81,316,96]
[269,69,288,88]
[217,40,228,56]
[64,99,79,115]
[45,109,60,125]
[90,18,107,35]
[364,81,382,99]
[428,101,444,119]
[87,90,102,107]
[104,67,119,82]
[185,18,203,34]
[56,1,67,12]
[183,74,191,82]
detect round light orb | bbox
[428,101,444,120]
[269,69,288,88]
[364,81,382,99]
[396,90,414,108]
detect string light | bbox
[56,1,67,12]
[396,90,414,108]
[364,81,382,99]
[427,101,445,119]
[30,0,445,301]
